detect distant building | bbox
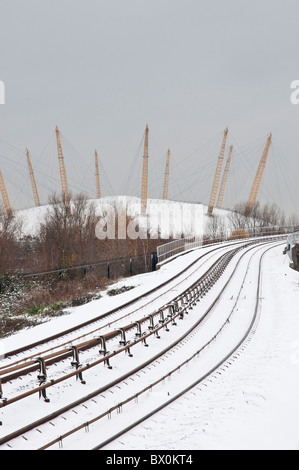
[287,232,299,271]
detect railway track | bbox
[0,239,245,363]
[0,237,284,449]
[0,239,251,390]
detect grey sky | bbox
[0,0,298,216]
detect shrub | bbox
[107,285,135,296]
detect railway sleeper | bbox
[170,300,179,314]
[179,296,186,308]
[177,297,190,315]
[158,309,169,332]
[192,286,200,304]
[179,306,188,319]
[201,281,208,296]
[206,278,213,289]
[147,314,161,338]
[186,291,194,309]
[97,336,113,369]
[134,321,148,346]
[166,304,177,326]
[117,328,133,357]
[35,358,50,403]
[181,293,190,309]
[69,346,86,384]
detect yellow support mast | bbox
[216,144,233,209]
[55,126,71,214]
[162,148,171,200]
[246,132,272,216]
[95,149,101,199]
[26,148,40,207]
[141,124,149,214]
[207,127,228,215]
[0,169,12,217]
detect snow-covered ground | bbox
[0,241,233,355]
[1,240,298,450]
[103,244,299,450]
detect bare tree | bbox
[0,204,22,276]
[204,214,226,241]
[38,193,100,271]
[228,201,286,235]
[228,202,248,231]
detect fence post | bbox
[130,258,133,276]
[151,252,157,271]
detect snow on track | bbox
[102,243,299,450]
[1,239,297,450]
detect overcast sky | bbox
[0,0,298,216]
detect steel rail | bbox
[0,242,248,446]
[0,238,284,448]
[1,239,281,449]
[0,238,251,364]
[0,246,238,407]
[38,240,280,450]
[91,240,283,450]
[0,239,254,381]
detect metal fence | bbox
[157,225,298,264]
[18,252,158,281]
[157,235,203,263]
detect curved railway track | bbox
[94,240,283,451]
[0,240,244,365]
[0,237,285,449]
[0,239,252,389]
